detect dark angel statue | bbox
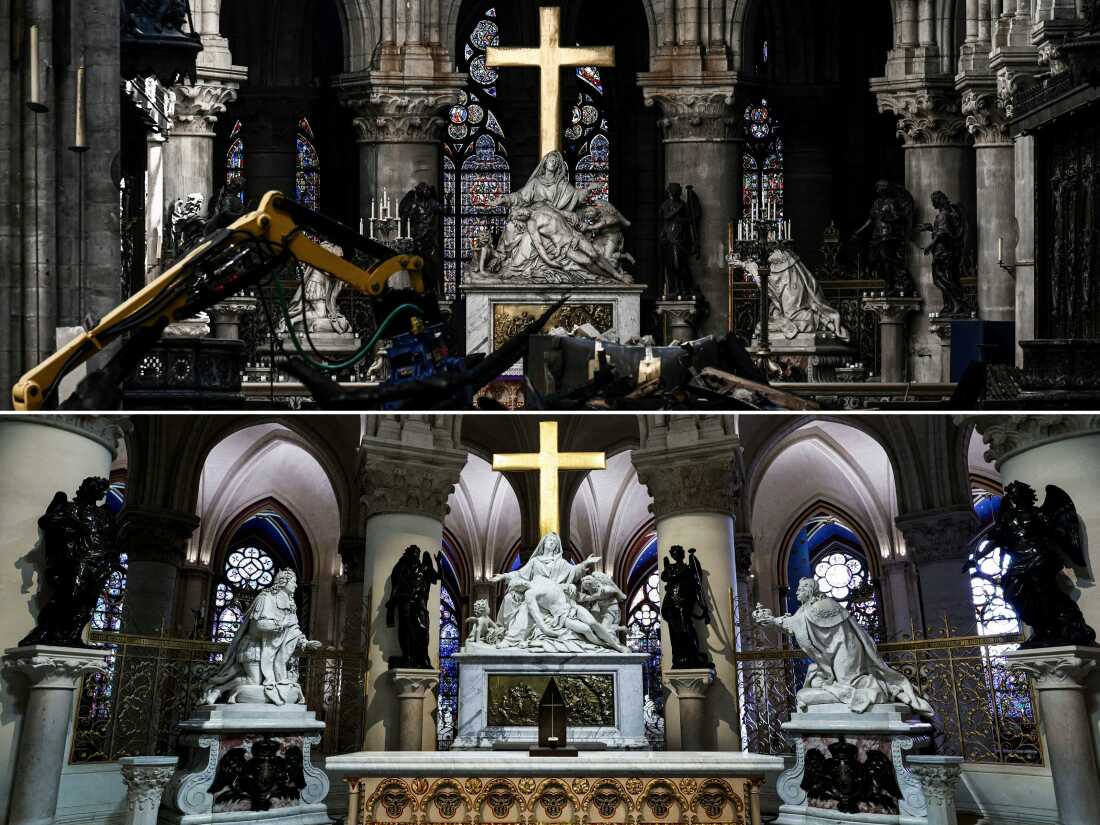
[967,481,1096,650]
[802,737,902,815]
[20,477,124,648]
[660,545,711,669]
[400,182,447,294]
[852,180,917,297]
[386,545,442,669]
[658,183,702,298]
[919,191,973,318]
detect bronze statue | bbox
[919,191,972,317]
[204,178,248,235]
[852,180,916,296]
[400,182,447,293]
[658,183,701,298]
[660,545,711,669]
[386,545,441,669]
[20,478,123,648]
[967,481,1096,650]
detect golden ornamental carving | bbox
[679,778,698,796]
[464,777,483,795]
[411,777,430,795]
[517,777,537,795]
[585,779,628,819]
[624,777,643,795]
[492,303,614,350]
[534,779,574,819]
[571,778,591,796]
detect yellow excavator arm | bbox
[12,191,424,410]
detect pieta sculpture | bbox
[753,578,934,716]
[203,569,322,705]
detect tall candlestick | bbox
[998,236,1004,262]
[359,217,364,235]
[371,199,376,220]
[27,24,47,112]
[71,65,88,151]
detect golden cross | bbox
[492,420,606,538]
[486,6,615,158]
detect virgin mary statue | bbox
[486,532,629,653]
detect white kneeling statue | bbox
[471,531,630,653]
[203,569,322,705]
[733,249,850,342]
[753,577,933,717]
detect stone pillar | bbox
[338,534,367,649]
[165,80,239,207]
[881,557,919,640]
[173,565,212,637]
[664,669,714,751]
[2,646,110,825]
[358,432,465,751]
[0,415,117,821]
[1004,647,1100,825]
[656,299,702,343]
[633,423,741,750]
[640,82,741,336]
[872,87,975,382]
[239,94,308,205]
[119,756,178,825]
[145,132,168,278]
[337,77,463,229]
[905,756,964,825]
[896,505,979,635]
[928,317,954,380]
[962,91,1016,322]
[119,506,200,636]
[392,669,440,751]
[862,296,923,382]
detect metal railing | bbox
[71,630,367,763]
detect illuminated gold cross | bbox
[486,6,615,158]
[492,420,606,537]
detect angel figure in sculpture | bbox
[204,569,322,705]
[753,578,933,717]
[278,240,352,335]
[465,598,504,646]
[731,249,850,342]
[579,572,628,637]
[475,151,633,285]
[488,532,630,653]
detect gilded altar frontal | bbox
[487,674,616,727]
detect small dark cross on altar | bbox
[486,6,615,158]
[532,678,577,757]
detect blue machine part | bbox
[381,323,468,408]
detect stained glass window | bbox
[742,99,784,219]
[970,487,1019,638]
[211,545,277,642]
[296,118,320,212]
[625,537,664,748]
[226,120,245,200]
[566,67,611,204]
[443,6,511,299]
[437,550,462,749]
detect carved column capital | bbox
[171,81,238,138]
[1004,646,1100,690]
[640,83,739,143]
[2,645,110,689]
[895,506,978,565]
[905,756,964,803]
[336,74,464,145]
[875,87,971,147]
[358,441,466,520]
[964,414,1100,468]
[120,756,178,814]
[0,414,124,456]
[961,89,1012,145]
[391,668,440,699]
[632,437,741,518]
[664,668,715,700]
[120,506,200,566]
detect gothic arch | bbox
[208,496,316,583]
[774,499,882,586]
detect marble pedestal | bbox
[158,704,330,825]
[452,650,649,749]
[391,668,439,752]
[278,330,362,359]
[863,297,923,383]
[752,333,857,382]
[121,756,179,825]
[774,703,934,825]
[664,668,715,750]
[655,298,702,343]
[462,284,645,370]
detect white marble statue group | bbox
[468,151,635,287]
[754,577,933,717]
[464,531,630,654]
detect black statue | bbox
[658,183,701,298]
[121,0,191,34]
[660,545,711,669]
[919,191,972,318]
[801,737,902,815]
[386,545,441,669]
[967,481,1096,650]
[204,178,248,235]
[20,477,123,648]
[399,182,447,294]
[209,738,306,813]
[852,180,917,296]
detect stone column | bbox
[928,316,954,380]
[0,415,117,821]
[881,557,919,640]
[640,82,741,336]
[392,669,440,751]
[905,756,964,825]
[239,94,309,205]
[633,424,741,750]
[173,564,212,637]
[862,296,923,382]
[2,646,110,825]
[872,87,975,382]
[962,90,1016,322]
[119,506,200,636]
[664,669,714,751]
[165,80,240,207]
[336,76,463,229]
[145,132,168,279]
[1004,647,1100,825]
[338,534,367,649]
[896,505,979,635]
[358,433,465,751]
[119,756,178,825]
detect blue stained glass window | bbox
[437,550,462,749]
[226,120,245,201]
[625,536,664,748]
[970,488,1020,638]
[742,99,784,219]
[295,118,320,212]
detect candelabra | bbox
[729,198,793,364]
[361,188,413,247]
